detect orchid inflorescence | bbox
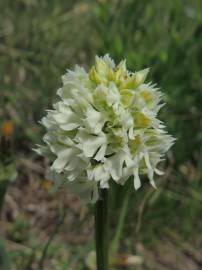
[36,55,175,201]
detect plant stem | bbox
[111,188,131,254]
[95,188,108,270]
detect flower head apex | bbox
[36,54,175,202]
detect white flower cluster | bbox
[36,55,174,201]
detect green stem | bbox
[111,188,131,254]
[95,188,109,270]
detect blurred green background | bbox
[1,0,202,269]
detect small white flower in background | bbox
[36,55,175,202]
